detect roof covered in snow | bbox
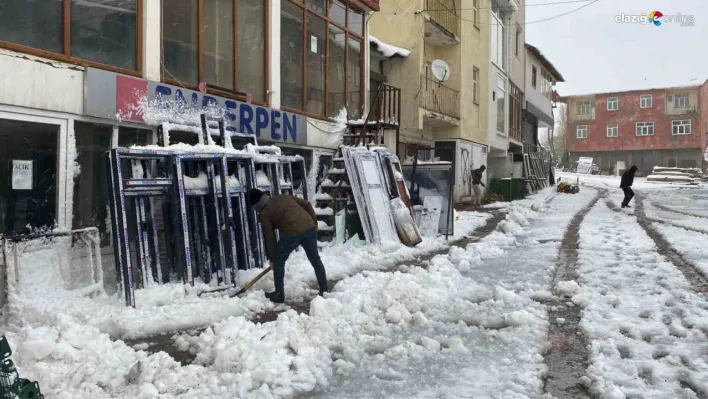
[369,36,411,59]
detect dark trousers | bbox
[273,228,328,294]
[622,187,635,206]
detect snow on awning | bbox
[369,36,410,59]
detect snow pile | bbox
[576,201,708,397]
[554,280,580,297]
[369,36,411,58]
[175,256,547,397]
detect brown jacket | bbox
[259,195,317,261]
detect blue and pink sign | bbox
[84,68,307,145]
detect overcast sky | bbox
[525,0,708,96]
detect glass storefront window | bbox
[163,0,268,102]
[0,119,58,235]
[73,122,112,245]
[0,0,139,72]
[281,0,365,118]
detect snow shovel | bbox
[229,263,273,298]
[196,263,273,297]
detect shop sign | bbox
[12,160,33,190]
[84,68,308,145]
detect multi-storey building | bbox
[0,0,380,242]
[524,43,563,151]
[370,0,521,201]
[560,81,708,175]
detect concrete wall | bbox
[509,0,525,92]
[565,86,703,153]
[524,52,553,122]
[0,50,84,115]
[369,0,424,134]
[458,0,489,147]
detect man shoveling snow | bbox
[620,165,638,208]
[249,189,329,303]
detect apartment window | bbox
[473,67,480,104]
[607,97,619,111]
[672,119,691,135]
[578,101,592,115]
[515,26,521,57]
[636,122,654,136]
[606,123,618,137]
[576,125,588,139]
[496,76,506,133]
[0,0,140,73]
[672,93,689,108]
[281,0,365,119]
[490,0,506,70]
[531,66,537,88]
[541,71,552,98]
[473,0,479,27]
[640,94,652,108]
[163,0,267,102]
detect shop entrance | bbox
[0,117,60,235]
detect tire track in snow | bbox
[634,196,708,295]
[648,200,708,221]
[544,188,606,399]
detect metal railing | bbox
[573,108,596,121]
[370,83,402,125]
[419,75,460,119]
[425,0,458,37]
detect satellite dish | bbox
[431,59,451,82]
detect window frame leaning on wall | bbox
[161,0,269,105]
[0,0,143,76]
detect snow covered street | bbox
[3,174,708,398]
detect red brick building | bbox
[559,80,708,175]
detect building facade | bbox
[524,43,563,151]
[370,0,522,201]
[561,81,708,175]
[0,0,379,239]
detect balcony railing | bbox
[665,104,699,115]
[419,75,460,119]
[573,108,596,121]
[370,83,401,126]
[425,0,458,38]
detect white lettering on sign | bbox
[12,160,33,190]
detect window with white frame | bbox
[636,122,654,136]
[576,125,588,139]
[490,0,506,70]
[672,119,691,135]
[607,97,618,111]
[640,94,652,108]
[577,101,592,115]
[672,93,689,107]
[607,123,618,137]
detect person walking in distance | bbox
[249,188,329,303]
[620,165,638,208]
[471,165,487,206]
